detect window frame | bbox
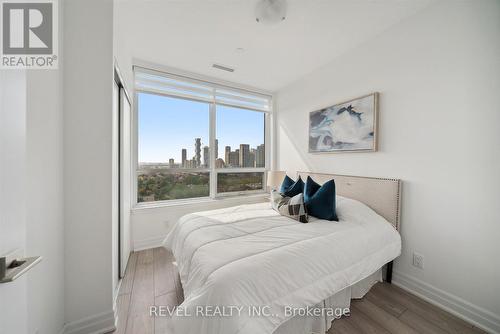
[132,65,273,207]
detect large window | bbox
[135,67,271,204]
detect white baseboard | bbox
[392,270,500,334]
[62,309,117,334]
[133,235,166,251]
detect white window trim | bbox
[131,192,270,212]
[132,61,275,208]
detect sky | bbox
[138,92,265,163]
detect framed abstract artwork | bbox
[309,92,378,153]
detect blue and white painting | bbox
[309,93,378,152]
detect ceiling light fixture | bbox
[255,0,287,25]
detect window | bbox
[135,67,272,204]
[137,93,210,202]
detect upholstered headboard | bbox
[297,172,402,230]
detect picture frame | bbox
[308,92,379,153]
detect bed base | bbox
[386,261,393,284]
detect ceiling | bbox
[114,0,434,92]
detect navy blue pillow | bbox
[304,176,338,221]
[280,175,294,193]
[280,175,304,197]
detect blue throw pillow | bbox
[304,176,338,221]
[280,175,294,193]
[280,175,304,197]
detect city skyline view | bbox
[139,137,265,169]
[138,92,265,163]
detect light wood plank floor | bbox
[112,248,486,334]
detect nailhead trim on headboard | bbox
[297,172,402,231]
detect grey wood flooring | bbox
[111,248,487,334]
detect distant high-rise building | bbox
[186,158,196,169]
[225,146,231,165]
[249,151,255,168]
[239,144,250,167]
[256,144,265,167]
[181,149,187,167]
[195,138,201,167]
[229,150,239,167]
[169,158,174,167]
[203,146,209,167]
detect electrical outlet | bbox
[413,253,424,269]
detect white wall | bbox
[276,1,500,332]
[0,71,28,334]
[63,0,116,332]
[2,2,116,333]
[25,63,65,334]
[113,0,133,95]
[0,9,65,334]
[23,1,66,331]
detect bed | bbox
[162,172,402,334]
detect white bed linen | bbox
[275,269,382,334]
[163,196,401,334]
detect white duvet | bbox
[163,196,401,334]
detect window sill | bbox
[131,192,269,212]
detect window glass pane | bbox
[217,172,264,193]
[216,105,265,168]
[138,92,210,169]
[138,92,211,202]
[138,171,209,202]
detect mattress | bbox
[163,196,401,334]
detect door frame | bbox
[114,65,132,278]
